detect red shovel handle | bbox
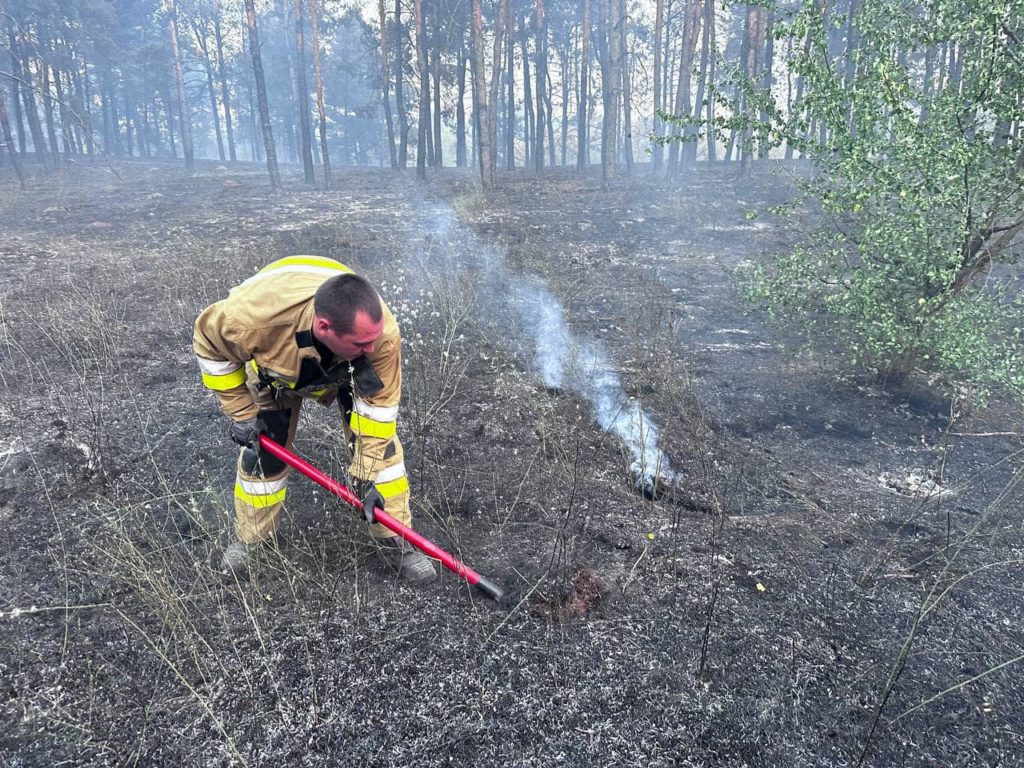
[257,435,504,602]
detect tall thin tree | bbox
[310,0,331,186]
[414,0,429,178]
[166,0,194,170]
[244,0,281,189]
[293,0,315,183]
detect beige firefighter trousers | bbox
[232,363,410,544]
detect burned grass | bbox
[0,160,1022,767]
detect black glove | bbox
[228,416,267,450]
[357,481,385,525]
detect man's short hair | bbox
[314,273,383,334]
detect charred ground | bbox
[0,160,1021,767]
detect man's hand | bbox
[357,481,385,524]
[228,416,267,450]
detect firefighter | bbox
[193,255,436,584]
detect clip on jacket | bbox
[257,435,504,602]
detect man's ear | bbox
[313,315,331,335]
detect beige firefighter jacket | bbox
[193,255,404,487]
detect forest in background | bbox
[2,0,1016,186]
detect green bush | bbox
[726,0,1024,403]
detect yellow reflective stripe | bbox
[202,368,247,391]
[349,412,396,438]
[234,483,287,508]
[260,256,352,274]
[376,475,409,498]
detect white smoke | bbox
[412,205,677,492]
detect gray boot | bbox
[377,537,438,584]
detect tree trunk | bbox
[520,13,533,168]
[0,87,25,188]
[738,4,766,174]
[21,49,50,167]
[597,0,622,184]
[378,0,398,168]
[167,0,194,170]
[652,0,665,171]
[576,0,590,168]
[242,22,261,162]
[432,44,443,167]
[395,0,409,169]
[244,0,281,189]
[310,0,332,186]
[505,0,515,169]
[456,32,467,167]
[122,91,135,158]
[488,0,506,176]
[691,0,711,162]
[40,60,61,168]
[194,21,226,161]
[414,0,428,178]
[669,0,700,174]
[213,0,237,161]
[7,26,26,156]
[758,8,775,158]
[560,31,569,165]
[293,0,315,182]
[619,0,632,173]
[534,0,546,172]
[470,0,494,188]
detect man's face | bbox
[315,310,384,361]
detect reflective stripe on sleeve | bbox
[349,412,396,439]
[234,483,288,509]
[353,398,399,422]
[202,368,247,391]
[197,356,243,376]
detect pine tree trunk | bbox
[22,50,51,167]
[0,88,25,188]
[7,26,26,156]
[456,33,467,168]
[432,45,443,167]
[652,0,665,171]
[194,22,226,161]
[414,0,428,178]
[560,33,569,165]
[244,0,281,189]
[534,0,546,172]
[488,0,506,176]
[576,0,591,169]
[167,0,194,170]
[310,0,332,185]
[520,14,534,168]
[619,0,632,172]
[470,0,494,188]
[293,0,315,182]
[40,60,61,167]
[757,8,775,157]
[213,0,236,161]
[505,0,515,170]
[395,0,409,169]
[378,0,398,169]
